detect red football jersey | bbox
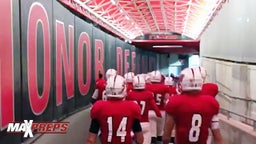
[147,83,169,110]
[95,78,106,100]
[126,90,161,122]
[165,93,219,144]
[145,83,152,91]
[90,100,141,144]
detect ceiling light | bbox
[153,45,183,48]
[125,15,130,20]
[110,0,116,5]
[74,0,131,39]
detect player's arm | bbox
[86,132,97,144]
[164,93,170,103]
[212,129,224,144]
[149,97,162,117]
[211,114,224,144]
[86,119,100,144]
[91,89,99,104]
[132,119,144,144]
[162,113,175,144]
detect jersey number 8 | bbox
[189,114,202,142]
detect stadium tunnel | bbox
[1,0,256,144]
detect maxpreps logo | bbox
[6,120,69,138]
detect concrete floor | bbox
[22,107,256,144]
[24,107,100,144]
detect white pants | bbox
[148,110,166,137]
[141,122,151,144]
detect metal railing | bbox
[220,108,256,131]
[218,91,256,131]
[219,91,256,103]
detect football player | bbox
[124,72,135,93]
[196,65,224,144]
[147,70,169,144]
[91,72,106,104]
[163,67,219,144]
[91,68,117,102]
[164,76,177,143]
[126,75,162,144]
[143,72,153,90]
[164,76,177,97]
[86,75,144,144]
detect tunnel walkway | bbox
[23,106,256,144]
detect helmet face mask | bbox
[105,75,126,98]
[133,75,146,90]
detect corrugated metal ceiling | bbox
[59,0,226,53]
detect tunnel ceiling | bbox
[59,0,226,54]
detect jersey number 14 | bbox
[107,117,127,142]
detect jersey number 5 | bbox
[156,94,162,105]
[107,117,127,142]
[189,114,202,142]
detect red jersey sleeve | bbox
[210,96,220,114]
[149,96,162,117]
[90,101,102,119]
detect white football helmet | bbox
[150,70,161,82]
[145,75,151,83]
[105,69,117,80]
[164,76,174,86]
[124,72,135,83]
[178,67,203,91]
[133,75,146,90]
[105,75,126,98]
